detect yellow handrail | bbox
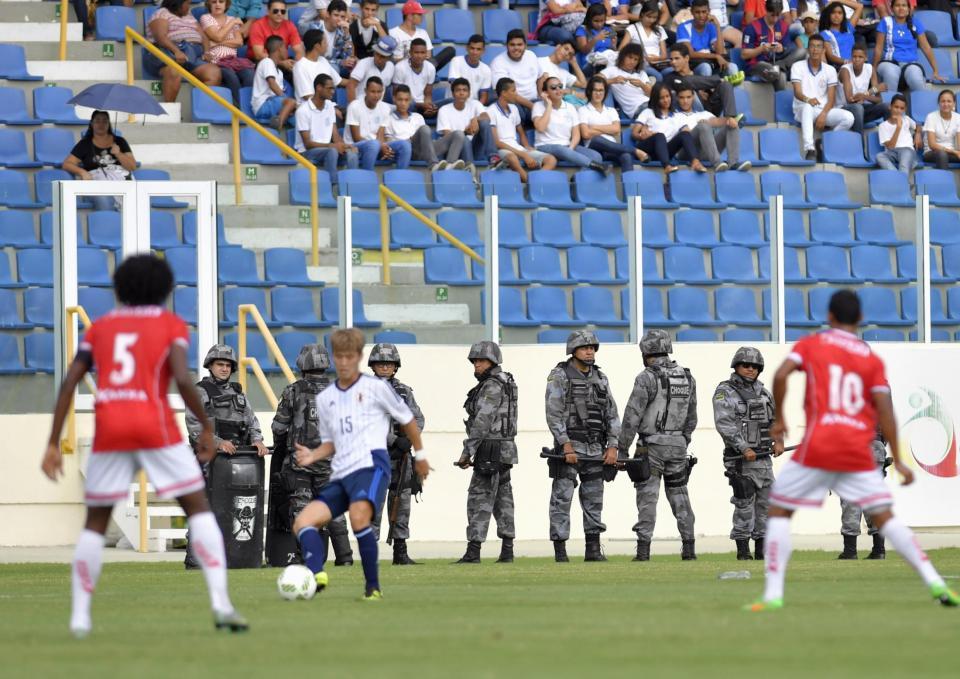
[63,305,94,455]
[59,0,69,60]
[377,185,483,285]
[124,27,322,266]
[236,303,296,410]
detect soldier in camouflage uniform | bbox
[456,341,519,564]
[712,347,783,561]
[367,343,426,565]
[838,427,889,560]
[545,331,621,563]
[271,343,354,567]
[184,344,269,568]
[619,330,698,562]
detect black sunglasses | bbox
[738,363,762,370]
[547,84,562,91]
[271,8,287,14]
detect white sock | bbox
[187,512,234,614]
[71,530,105,632]
[763,516,793,602]
[880,517,944,588]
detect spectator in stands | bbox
[539,41,588,96]
[676,0,741,77]
[294,30,341,102]
[741,0,807,90]
[295,74,357,181]
[394,39,438,117]
[390,1,456,71]
[631,82,698,173]
[491,29,544,125]
[575,4,620,76]
[578,75,650,171]
[448,35,493,105]
[536,0,589,45]
[741,0,791,28]
[350,0,388,61]
[62,110,137,211]
[72,0,132,41]
[795,10,821,50]
[600,44,652,118]
[386,85,466,171]
[298,1,355,76]
[922,89,960,168]
[664,43,739,119]
[819,1,863,67]
[709,0,743,48]
[347,35,397,102]
[874,0,943,94]
[437,78,495,168]
[249,0,304,69]
[619,1,670,81]
[344,76,393,169]
[838,43,888,132]
[226,0,265,38]
[488,77,558,181]
[252,35,299,128]
[533,76,608,172]
[674,82,750,171]
[792,34,854,159]
[298,0,354,32]
[144,0,223,103]
[876,93,922,172]
[200,0,255,107]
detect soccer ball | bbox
[277,565,317,601]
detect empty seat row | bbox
[0,167,186,209]
[164,247,320,287]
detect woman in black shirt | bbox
[62,110,137,211]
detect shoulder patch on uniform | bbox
[714,391,726,401]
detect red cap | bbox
[402,0,426,15]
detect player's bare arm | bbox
[874,390,912,486]
[169,343,216,463]
[401,417,430,481]
[42,353,93,481]
[770,358,800,442]
[294,440,335,467]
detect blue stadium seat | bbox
[275,330,320,368]
[0,130,42,168]
[87,211,122,250]
[621,170,675,208]
[640,210,673,247]
[527,287,577,326]
[851,245,906,283]
[719,211,765,247]
[265,248,322,286]
[805,170,862,208]
[920,47,960,84]
[23,287,53,327]
[435,9,476,43]
[567,246,619,284]
[930,209,960,245]
[668,171,725,208]
[17,248,53,286]
[77,249,111,286]
[528,170,585,209]
[0,254,24,289]
[573,287,628,326]
[0,334,26,373]
[483,9,523,42]
[573,170,625,209]
[319,288,381,327]
[192,86,234,125]
[165,247,198,285]
[809,210,855,245]
[239,128,296,165]
[385,169,440,209]
[0,211,39,247]
[437,212,483,248]
[481,287,537,327]
[822,130,874,168]
[729,128,770,167]
[173,287,197,326]
[915,10,960,46]
[581,212,626,247]
[335,169,381,211]
[218,248,268,286]
[909,89,938,123]
[758,246,805,283]
[96,6,137,40]
[764,209,810,246]
[760,171,813,208]
[33,129,75,167]
[288,168,336,207]
[901,287,950,324]
[808,287,841,323]
[537,329,572,343]
[424,246,480,286]
[0,290,26,329]
[349,213,381,250]
[716,288,766,326]
[25,333,54,373]
[134,169,190,208]
[272,287,331,327]
[714,171,766,209]
[238,86,254,118]
[859,287,912,326]
[518,245,567,284]
[674,210,720,246]
[940,244,960,280]
[946,287,960,321]
[758,129,815,166]
[774,89,798,125]
[614,246,665,284]
[734,87,766,125]
[471,246,523,284]
[862,329,905,341]
[222,332,278,372]
[805,245,856,283]
[896,244,950,282]
[594,329,626,342]
[668,288,723,325]
[182,213,232,247]
[778,288,818,327]
[712,246,764,283]
[222,287,278,327]
[869,170,914,207]
[480,170,534,208]
[498,210,531,247]
[34,169,71,207]
[390,211,438,248]
[78,287,115,321]
[915,168,960,207]
[0,44,42,81]
[149,210,180,249]
[676,328,719,341]
[663,246,711,284]
[724,328,767,341]
[854,209,909,245]
[373,330,417,344]
[634,287,678,327]
[432,170,483,208]
[0,87,39,125]
[532,211,578,247]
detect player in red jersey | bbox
[41,254,248,637]
[748,290,958,611]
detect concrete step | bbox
[23,40,134,60]
[226,224,329,250]
[0,2,59,22]
[27,59,128,81]
[148,163,297,186]
[366,302,470,325]
[131,142,229,165]
[0,21,81,41]
[217,183,279,207]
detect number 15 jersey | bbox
[79,306,188,453]
[788,329,890,472]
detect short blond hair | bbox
[330,328,365,355]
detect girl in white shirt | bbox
[922,89,960,169]
[630,82,697,173]
[579,75,650,170]
[533,76,607,172]
[619,1,669,80]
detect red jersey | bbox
[248,17,302,53]
[789,329,890,472]
[79,307,188,453]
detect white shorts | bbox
[769,460,894,513]
[84,443,206,507]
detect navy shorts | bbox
[315,450,390,518]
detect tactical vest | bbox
[287,377,330,449]
[722,379,775,457]
[464,370,518,440]
[388,377,415,438]
[559,361,608,445]
[638,364,693,437]
[198,378,251,445]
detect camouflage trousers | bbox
[280,459,352,562]
[633,444,695,542]
[726,462,774,540]
[840,498,879,537]
[466,464,515,543]
[372,455,413,542]
[549,454,605,541]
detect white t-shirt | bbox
[388,25,432,60]
[600,65,650,117]
[538,56,578,90]
[437,99,487,135]
[532,100,579,147]
[836,62,871,106]
[293,56,342,101]
[637,108,682,141]
[384,110,426,142]
[709,0,730,28]
[625,23,668,61]
[447,56,492,101]
[316,374,413,481]
[490,51,542,102]
[577,103,620,143]
[790,60,838,113]
[675,109,715,128]
[392,59,437,104]
[251,58,282,114]
[487,101,523,151]
[350,56,396,99]
[923,111,960,153]
[878,116,917,150]
[344,98,392,143]
[294,98,337,152]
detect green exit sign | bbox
[244,166,258,181]
[55,4,61,18]
[435,286,448,302]
[196,125,209,140]
[298,208,310,224]
[102,43,115,59]
[150,81,162,96]
[351,249,361,265]
[45,82,57,88]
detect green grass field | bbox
[2,550,959,679]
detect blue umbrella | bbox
[67,83,166,116]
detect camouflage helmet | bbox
[467,340,502,365]
[368,342,401,368]
[203,344,237,371]
[296,343,330,372]
[731,346,764,372]
[639,329,672,356]
[566,330,600,355]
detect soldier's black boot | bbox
[584,533,606,562]
[456,541,481,564]
[866,534,886,560]
[331,532,354,566]
[838,535,858,560]
[681,540,697,561]
[736,539,754,560]
[496,538,514,563]
[632,539,650,562]
[553,539,569,563]
[754,538,765,561]
[392,539,419,565]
